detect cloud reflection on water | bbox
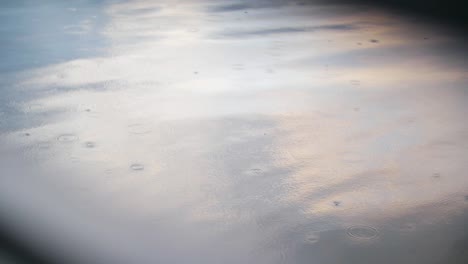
[1,0,468,263]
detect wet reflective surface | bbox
[1,0,468,263]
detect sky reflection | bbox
[1,0,468,263]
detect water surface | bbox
[1,0,468,263]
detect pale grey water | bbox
[0,0,468,263]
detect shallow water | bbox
[0,0,468,263]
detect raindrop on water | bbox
[84,142,96,148]
[130,163,145,171]
[399,223,415,232]
[305,233,320,244]
[128,124,151,135]
[57,134,78,142]
[250,168,262,174]
[347,225,378,239]
[37,141,51,149]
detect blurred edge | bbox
[0,224,54,264]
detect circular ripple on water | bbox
[128,124,152,135]
[130,163,144,171]
[84,141,96,148]
[57,134,78,142]
[305,233,320,244]
[37,141,51,149]
[347,225,379,239]
[399,223,416,233]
